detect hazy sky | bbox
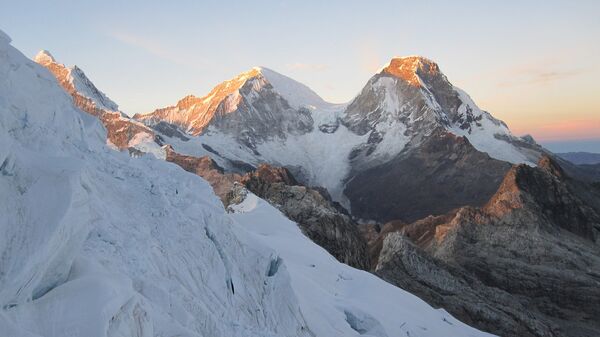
[1,0,599,151]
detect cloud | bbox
[285,62,328,71]
[522,69,583,84]
[108,30,209,70]
[499,66,584,87]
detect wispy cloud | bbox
[285,62,328,71]
[523,69,583,84]
[499,65,585,87]
[108,30,209,70]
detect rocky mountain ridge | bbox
[373,155,600,336]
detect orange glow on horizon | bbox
[506,118,600,142]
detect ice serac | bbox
[0,30,493,337]
[34,50,161,154]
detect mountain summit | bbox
[381,56,441,87]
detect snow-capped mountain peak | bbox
[135,66,322,138]
[342,55,540,164]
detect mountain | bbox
[34,50,163,155]
[134,67,320,141]
[129,54,600,337]
[557,151,600,165]
[37,51,372,270]
[25,32,600,337]
[372,155,600,337]
[137,56,545,221]
[1,29,493,337]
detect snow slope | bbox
[230,192,493,337]
[0,29,493,337]
[1,31,308,337]
[257,66,329,109]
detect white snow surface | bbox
[257,66,329,109]
[127,131,166,159]
[0,30,494,337]
[449,88,536,165]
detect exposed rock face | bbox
[34,50,157,151]
[373,155,600,337]
[240,164,370,269]
[345,130,512,222]
[164,145,241,202]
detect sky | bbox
[1,0,599,152]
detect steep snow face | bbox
[448,88,536,165]
[257,66,329,109]
[0,30,492,337]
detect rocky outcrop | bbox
[241,164,370,269]
[164,145,241,202]
[345,130,512,222]
[373,155,600,337]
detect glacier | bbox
[0,29,492,336]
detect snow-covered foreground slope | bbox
[0,30,492,336]
[0,30,308,337]
[230,193,492,337]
